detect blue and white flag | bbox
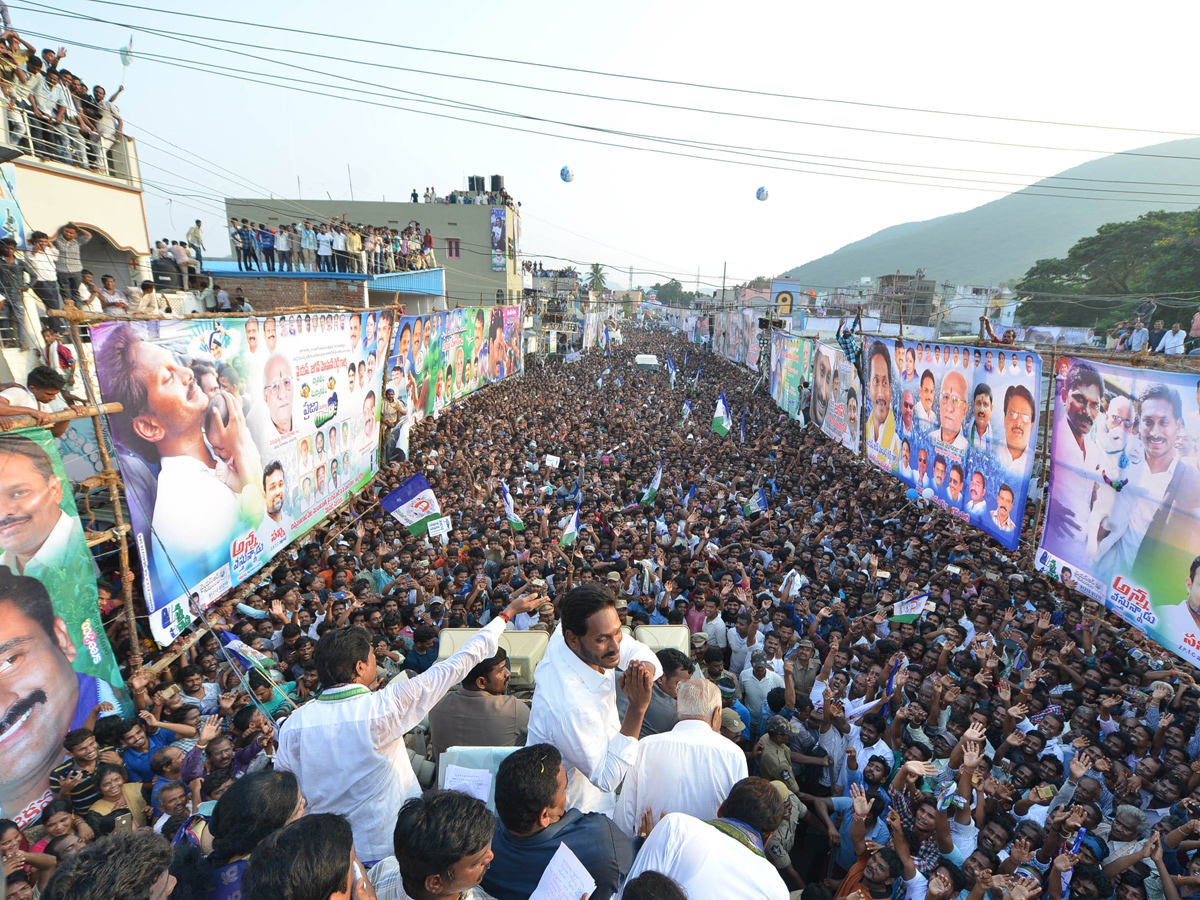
[693,364,701,391]
[681,401,692,425]
[381,473,442,535]
[742,487,768,516]
[683,482,696,510]
[604,325,610,356]
[666,353,677,389]
[740,403,746,444]
[684,347,688,369]
[712,390,732,436]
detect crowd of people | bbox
[417,186,518,210]
[228,217,436,275]
[0,28,126,175]
[12,324,1200,900]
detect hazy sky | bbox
[29,1,1200,293]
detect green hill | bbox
[781,137,1200,288]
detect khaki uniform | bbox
[790,656,821,698]
[756,735,796,788]
[765,794,806,870]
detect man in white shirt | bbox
[615,679,747,837]
[623,777,790,900]
[927,369,969,454]
[185,220,204,269]
[1158,323,1186,355]
[526,583,661,815]
[1129,320,1150,351]
[728,610,764,673]
[278,592,539,864]
[740,650,784,724]
[316,225,335,272]
[0,431,80,579]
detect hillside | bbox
[781,137,1200,287]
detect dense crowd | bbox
[13,326,1200,900]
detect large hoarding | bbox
[1036,357,1200,665]
[386,305,524,459]
[809,340,862,455]
[93,312,386,643]
[769,332,813,421]
[490,207,506,271]
[0,427,128,826]
[862,339,1041,550]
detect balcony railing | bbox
[1,109,142,190]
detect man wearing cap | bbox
[719,708,746,743]
[427,647,529,764]
[526,584,661,815]
[764,780,806,890]
[718,674,752,743]
[756,715,804,791]
[615,679,747,837]
[740,650,784,740]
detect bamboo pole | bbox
[0,402,122,430]
[1031,350,1056,542]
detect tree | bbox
[587,263,606,292]
[1014,208,1200,327]
[651,279,697,310]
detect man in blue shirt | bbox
[482,743,634,900]
[405,625,439,675]
[118,713,194,784]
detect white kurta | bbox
[526,626,662,815]
[276,617,507,862]
[623,812,788,900]
[614,719,748,837]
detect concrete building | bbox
[224,197,522,309]
[871,271,937,326]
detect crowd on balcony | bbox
[524,260,577,278]
[229,217,436,275]
[0,31,125,175]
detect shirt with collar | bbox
[526,626,663,815]
[614,718,748,837]
[276,617,508,862]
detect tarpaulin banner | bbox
[769,332,813,422]
[1036,357,1200,665]
[863,338,1041,550]
[385,305,524,460]
[0,427,129,826]
[93,312,386,643]
[809,340,862,455]
[771,279,800,317]
[712,310,745,364]
[490,207,506,271]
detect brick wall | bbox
[211,276,368,312]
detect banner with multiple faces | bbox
[809,340,862,455]
[92,311,387,643]
[1036,357,1200,666]
[769,332,813,422]
[490,207,506,271]
[385,305,524,459]
[863,339,1041,550]
[0,427,128,827]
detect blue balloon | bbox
[756,186,769,201]
[905,489,918,500]
[560,166,574,183]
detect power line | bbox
[46,0,1200,143]
[26,28,1200,207]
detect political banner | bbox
[862,338,1040,550]
[769,332,813,421]
[490,207,506,271]
[385,305,524,460]
[712,310,745,364]
[381,473,442,535]
[1036,357,1200,666]
[0,427,128,827]
[93,311,387,643]
[809,340,862,455]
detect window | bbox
[446,238,460,259]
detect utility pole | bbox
[297,176,301,199]
[721,262,727,308]
[348,164,355,201]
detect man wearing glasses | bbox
[928,370,968,453]
[995,384,1037,481]
[263,353,295,437]
[1046,361,1104,556]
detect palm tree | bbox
[587,263,606,292]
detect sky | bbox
[26,0,1200,294]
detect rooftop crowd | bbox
[11,325,1200,900]
[228,217,436,276]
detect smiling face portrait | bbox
[0,572,81,818]
[811,348,833,425]
[244,318,259,353]
[263,353,295,435]
[0,436,64,573]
